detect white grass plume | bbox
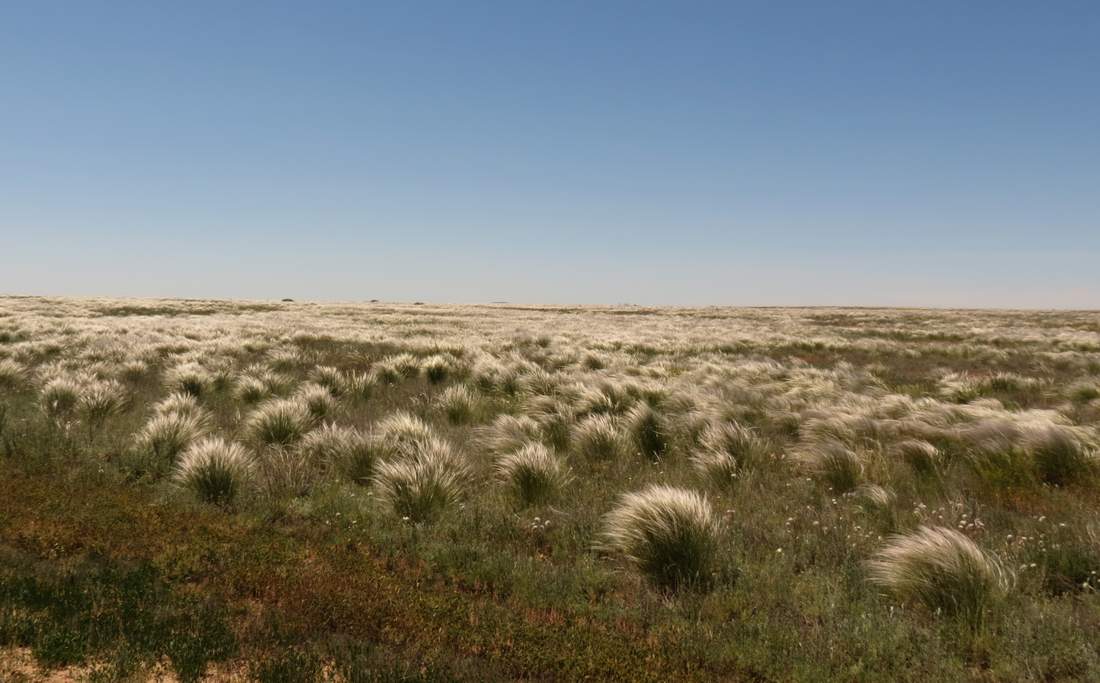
[867,525,1010,627]
[494,442,571,508]
[600,484,720,590]
[173,436,254,506]
[243,398,315,446]
[373,440,470,523]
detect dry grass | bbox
[1,297,1099,679]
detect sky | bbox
[2,1,1097,308]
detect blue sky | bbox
[2,1,1097,307]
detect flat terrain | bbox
[1,297,1098,681]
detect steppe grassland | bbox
[1,296,1099,681]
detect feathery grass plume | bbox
[957,418,1023,456]
[243,398,314,446]
[154,391,205,419]
[851,483,895,513]
[343,370,376,401]
[375,411,438,459]
[137,411,208,463]
[581,352,607,370]
[420,354,454,384]
[267,347,304,370]
[518,367,559,397]
[574,380,634,418]
[40,376,82,420]
[207,363,235,393]
[373,440,470,523]
[482,414,543,454]
[800,440,864,492]
[0,359,25,388]
[78,379,128,429]
[165,363,213,398]
[939,372,982,404]
[239,365,291,395]
[894,439,942,476]
[867,526,1010,628]
[526,395,575,451]
[234,376,271,404]
[1025,425,1096,486]
[374,353,421,384]
[624,403,668,461]
[295,382,338,422]
[437,384,479,424]
[300,423,377,484]
[310,365,346,396]
[573,414,627,462]
[690,447,740,488]
[173,436,254,506]
[469,355,521,395]
[697,420,769,472]
[495,442,571,508]
[677,408,714,448]
[599,484,720,591]
[119,359,149,382]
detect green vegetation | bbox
[1,297,1099,680]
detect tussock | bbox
[600,484,720,590]
[495,442,571,507]
[173,436,254,506]
[867,526,1010,627]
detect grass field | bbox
[1,296,1098,681]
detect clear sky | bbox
[2,1,1097,308]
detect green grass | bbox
[1,299,1099,680]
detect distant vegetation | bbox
[1,296,1098,680]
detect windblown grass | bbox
[867,525,1010,629]
[600,484,720,590]
[495,442,571,508]
[173,436,254,506]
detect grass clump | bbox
[437,384,479,424]
[894,438,941,476]
[310,365,346,396]
[40,377,82,421]
[800,440,864,493]
[243,398,315,447]
[573,415,626,462]
[373,353,420,384]
[234,376,272,404]
[165,363,213,398]
[137,412,208,464]
[173,436,254,506]
[495,442,571,508]
[375,411,438,459]
[1025,425,1096,487]
[695,420,769,475]
[300,423,377,484]
[600,484,720,591]
[343,370,376,401]
[154,391,205,419]
[624,403,668,461]
[421,354,455,384]
[0,358,25,388]
[867,525,1010,629]
[373,441,470,523]
[77,379,129,430]
[294,382,339,422]
[482,414,543,454]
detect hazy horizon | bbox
[3,2,1098,308]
